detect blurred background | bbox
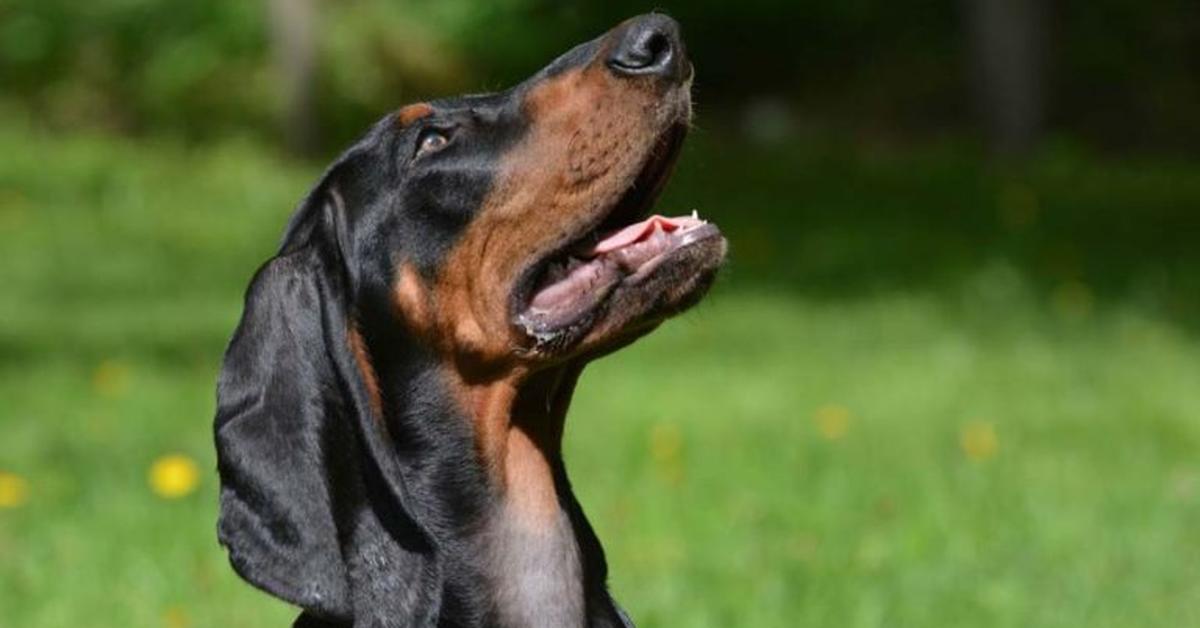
[1,1,1198,626]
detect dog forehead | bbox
[426,92,525,125]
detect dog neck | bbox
[360,310,620,625]
[455,365,589,628]
[458,366,576,512]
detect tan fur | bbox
[502,426,561,525]
[347,326,383,418]
[391,262,435,337]
[395,102,433,127]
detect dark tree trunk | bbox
[965,0,1047,157]
[268,0,318,156]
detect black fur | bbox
[214,15,697,628]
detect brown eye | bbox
[416,130,449,157]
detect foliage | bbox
[0,0,271,137]
[0,0,1196,150]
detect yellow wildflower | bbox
[0,471,29,508]
[814,404,851,441]
[961,420,999,462]
[149,455,200,499]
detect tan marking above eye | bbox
[396,102,434,127]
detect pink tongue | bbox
[587,214,701,256]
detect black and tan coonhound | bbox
[214,14,726,628]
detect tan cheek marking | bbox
[453,318,489,359]
[347,326,383,418]
[396,102,434,127]
[392,263,434,336]
[428,254,495,366]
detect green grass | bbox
[2,119,1200,627]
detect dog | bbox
[214,14,726,628]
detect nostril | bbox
[643,32,670,66]
[609,29,675,74]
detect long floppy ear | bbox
[214,173,443,625]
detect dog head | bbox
[300,12,723,372]
[215,14,725,623]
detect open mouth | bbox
[511,124,723,352]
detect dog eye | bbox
[415,129,450,157]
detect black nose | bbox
[607,14,687,81]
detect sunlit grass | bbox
[2,121,1200,627]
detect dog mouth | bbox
[510,123,724,354]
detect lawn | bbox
[1,118,1199,627]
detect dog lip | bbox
[513,215,722,350]
[621,222,722,285]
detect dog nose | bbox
[607,14,687,81]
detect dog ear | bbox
[214,163,443,624]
